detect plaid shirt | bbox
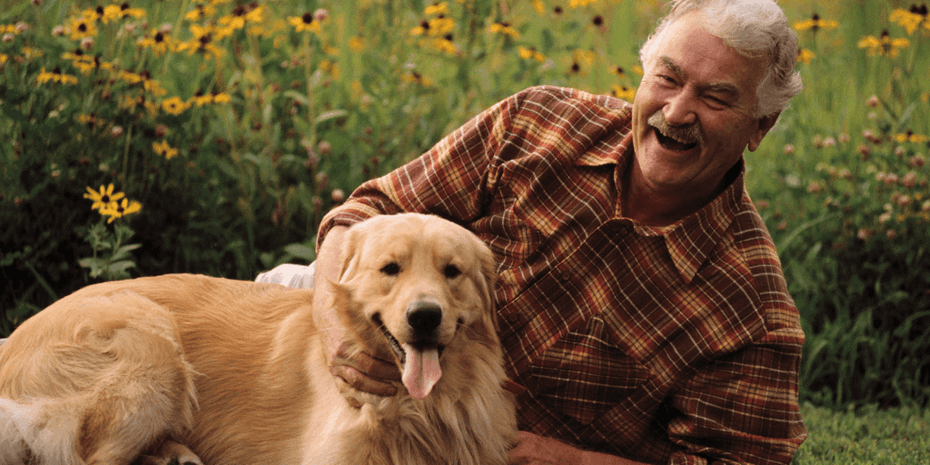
[319,86,807,464]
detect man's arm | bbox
[510,432,648,465]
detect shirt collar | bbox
[575,129,746,285]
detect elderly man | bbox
[260,0,807,463]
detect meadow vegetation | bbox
[1,0,928,435]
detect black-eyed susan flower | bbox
[66,17,98,41]
[219,3,265,31]
[153,140,179,159]
[890,5,930,35]
[185,3,218,22]
[84,184,125,211]
[611,85,636,101]
[37,66,78,85]
[858,30,910,57]
[793,13,839,33]
[402,71,433,87]
[489,21,520,38]
[894,130,929,144]
[138,29,175,56]
[288,12,321,34]
[100,197,142,223]
[176,24,224,59]
[569,49,596,75]
[160,96,190,115]
[518,46,547,63]
[118,3,146,20]
[411,15,454,37]
[85,5,122,24]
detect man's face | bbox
[631,12,778,198]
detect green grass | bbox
[794,403,930,464]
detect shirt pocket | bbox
[528,315,650,426]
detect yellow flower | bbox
[797,48,815,64]
[428,37,456,55]
[518,46,546,62]
[489,22,520,38]
[793,14,839,32]
[176,24,224,59]
[118,70,142,85]
[412,16,455,37]
[100,198,142,223]
[890,6,929,36]
[84,184,126,211]
[212,92,231,104]
[37,67,78,85]
[85,5,122,24]
[349,36,366,52]
[153,140,179,159]
[0,53,7,65]
[319,59,341,79]
[531,0,545,15]
[185,3,218,21]
[858,30,910,57]
[138,29,175,56]
[189,91,214,107]
[66,17,98,41]
[425,2,450,16]
[894,131,929,144]
[402,71,433,87]
[161,97,191,115]
[611,85,637,102]
[569,0,598,7]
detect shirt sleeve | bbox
[666,322,807,464]
[316,88,517,251]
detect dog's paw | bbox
[134,440,204,465]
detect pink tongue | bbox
[401,343,442,400]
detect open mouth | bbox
[654,128,698,152]
[372,313,445,400]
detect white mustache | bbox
[648,111,704,147]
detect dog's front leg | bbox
[133,439,203,465]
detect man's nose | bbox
[663,92,698,126]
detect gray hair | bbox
[639,0,803,118]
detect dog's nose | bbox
[407,302,442,340]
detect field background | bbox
[1,0,929,462]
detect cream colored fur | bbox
[0,213,516,465]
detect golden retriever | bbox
[0,213,516,465]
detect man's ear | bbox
[748,112,781,152]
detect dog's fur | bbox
[0,213,516,465]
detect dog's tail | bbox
[0,396,85,465]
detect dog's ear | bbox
[337,224,363,283]
[472,237,500,336]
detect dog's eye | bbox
[380,262,401,276]
[443,264,462,279]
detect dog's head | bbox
[331,213,498,400]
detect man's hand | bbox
[325,319,400,399]
[314,225,400,403]
[509,432,644,465]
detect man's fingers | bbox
[330,362,399,397]
[332,342,401,381]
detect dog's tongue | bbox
[401,343,442,400]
